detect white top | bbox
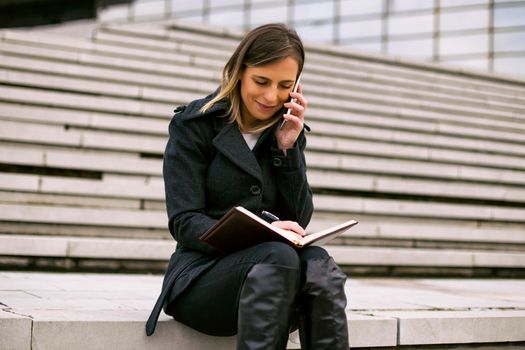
[242,132,262,150]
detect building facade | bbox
[100,0,525,77]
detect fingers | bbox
[284,100,305,117]
[271,221,306,236]
[293,83,308,109]
[284,84,308,119]
[281,113,303,131]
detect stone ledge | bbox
[0,310,32,350]
[371,310,525,345]
[0,311,399,350]
[1,273,524,349]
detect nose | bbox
[263,87,278,104]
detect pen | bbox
[261,210,281,223]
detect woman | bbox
[146,23,349,350]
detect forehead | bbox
[245,57,299,81]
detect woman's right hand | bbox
[271,220,305,239]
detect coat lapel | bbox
[213,123,262,182]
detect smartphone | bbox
[279,74,302,129]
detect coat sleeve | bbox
[163,112,218,254]
[270,130,314,229]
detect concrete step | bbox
[0,50,220,93]
[2,140,525,191]
[3,33,525,122]
[98,23,525,99]
[307,120,525,157]
[306,135,525,170]
[306,151,525,185]
[0,102,168,135]
[0,143,163,176]
[3,69,523,137]
[3,169,525,206]
[1,272,524,349]
[1,216,523,253]
[1,21,524,284]
[0,29,225,73]
[3,100,524,148]
[113,25,523,96]
[2,235,525,268]
[3,43,525,121]
[2,50,524,131]
[310,214,525,246]
[5,26,523,117]
[6,23,525,107]
[1,190,524,226]
[0,85,175,117]
[3,119,525,172]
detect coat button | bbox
[250,185,261,196]
[272,157,282,167]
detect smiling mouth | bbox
[256,101,276,112]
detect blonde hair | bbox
[201,23,305,133]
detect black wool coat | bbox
[146,93,313,335]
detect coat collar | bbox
[212,123,263,182]
[180,90,280,182]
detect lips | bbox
[255,101,276,114]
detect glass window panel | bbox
[344,40,382,52]
[250,4,287,26]
[440,9,488,31]
[388,14,434,35]
[340,18,382,39]
[494,5,525,28]
[171,0,204,12]
[294,1,333,22]
[440,34,488,55]
[210,0,245,7]
[494,56,525,76]
[297,23,334,43]
[387,37,433,58]
[494,0,525,3]
[390,0,434,12]
[440,0,488,7]
[176,13,205,23]
[495,31,525,51]
[340,0,383,16]
[441,58,489,70]
[134,0,165,17]
[251,0,284,4]
[208,9,245,27]
[99,4,129,21]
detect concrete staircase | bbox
[1,21,525,277]
[1,20,525,350]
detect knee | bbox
[301,249,347,291]
[299,246,329,265]
[253,242,300,269]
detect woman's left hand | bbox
[275,83,308,151]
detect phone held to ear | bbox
[279,74,302,129]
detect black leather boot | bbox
[236,264,300,350]
[298,257,349,350]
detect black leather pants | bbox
[297,255,349,350]
[237,246,349,350]
[166,243,348,349]
[237,263,300,350]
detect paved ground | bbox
[1,272,525,349]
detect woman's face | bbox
[239,56,299,129]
